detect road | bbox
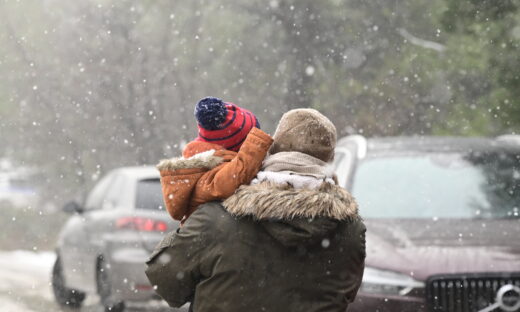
[0,250,185,312]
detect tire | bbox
[96,256,125,312]
[51,254,86,309]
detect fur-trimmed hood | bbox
[223,181,360,247]
[224,181,358,221]
[157,150,224,171]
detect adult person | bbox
[146,109,366,312]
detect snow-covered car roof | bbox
[112,166,159,180]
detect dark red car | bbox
[333,136,520,312]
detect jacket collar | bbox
[223,181,359,221]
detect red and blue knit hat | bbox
[194,97,260,151]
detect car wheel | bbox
[96,256,125,312]
[51,254,86,309]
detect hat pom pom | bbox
[195,97,228,130]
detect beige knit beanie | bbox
[270,108,337,162]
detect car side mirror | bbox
[63,201,84,214]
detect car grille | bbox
[426,273,520,312]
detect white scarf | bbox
[252,152,336,189]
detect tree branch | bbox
[398,28,446,52]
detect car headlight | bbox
[360,267,425,296]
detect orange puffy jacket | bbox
[157,127,273,222]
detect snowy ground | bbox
[0,250,185,312]
[0,250,57,312]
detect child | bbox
[157,97,273,223]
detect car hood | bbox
[365,218,520,281]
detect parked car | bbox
[334,136,520,312]
[0,159,39,208]
[52,166,183,312]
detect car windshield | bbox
[352,151,520,219]
[135,179,164,211]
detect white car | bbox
[52,166,183,312]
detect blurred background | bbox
[0,0,519,311]
[1,0,519,207]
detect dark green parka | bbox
[145,181,366,312]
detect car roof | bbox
[112,166,159,180]
[339,136,520,155]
